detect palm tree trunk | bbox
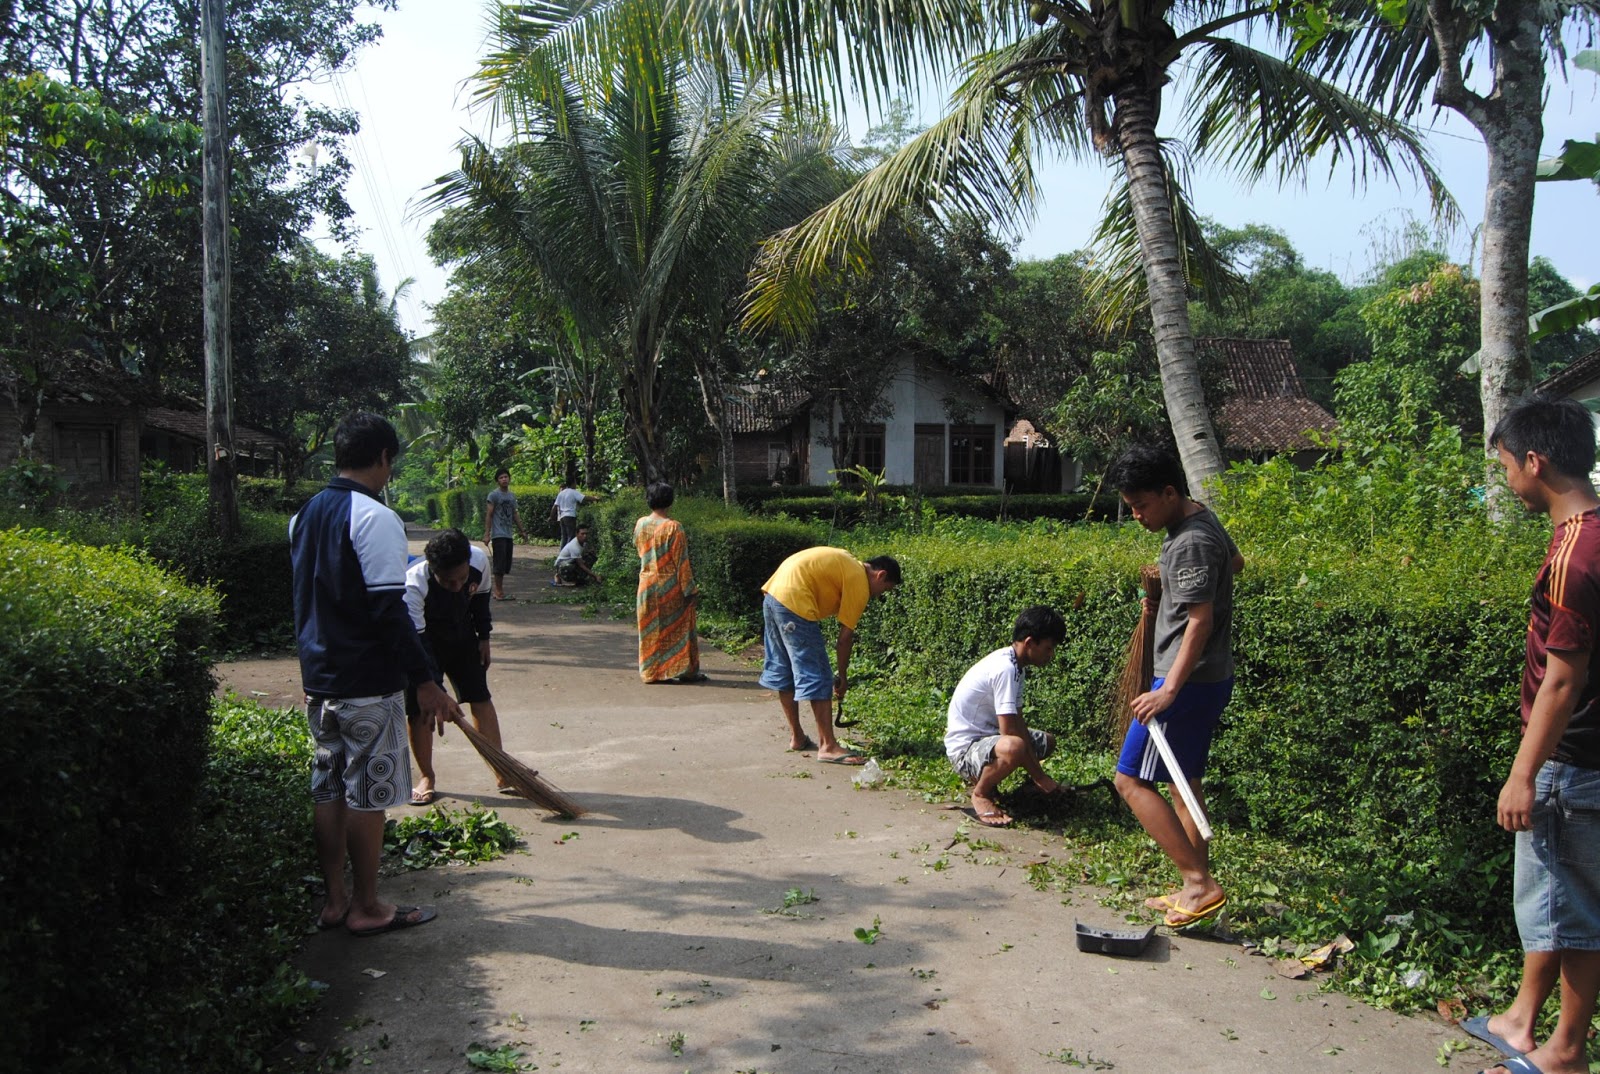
[1112,86,1227,497]
[1427,0,1541,513]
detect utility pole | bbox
[201,0,239,538]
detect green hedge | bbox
[422,483,594,541]
[755,491,1102,527]
[843,509,1537,951]
[0,530,221,1064]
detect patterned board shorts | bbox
[306,692,411,811]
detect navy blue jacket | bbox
[290,477,434,699]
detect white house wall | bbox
[806,358,1007,487]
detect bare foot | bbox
[1482,1012,1536,1057]
[317,898,350,930]
[787,736,818,752]
[971,795,1012,827]
[1143,891,1181,911]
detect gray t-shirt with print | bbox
[486,488,518,539]
[1153,505,1238,683]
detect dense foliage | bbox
[827,428,1550,1010]
[0,531,221,1066]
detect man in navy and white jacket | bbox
[290,412,461,938]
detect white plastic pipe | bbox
[1146,718,1212,842]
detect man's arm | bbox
[1130,600,1213,722]
[834,624,856,698]
[483,500,496,544]
[1499,647,1589,830]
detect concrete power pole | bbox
[201,0,239,538]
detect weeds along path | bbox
[216,535,1490,1074]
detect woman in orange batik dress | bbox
[635,481,705,684]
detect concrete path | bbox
[220,538,1491,1074]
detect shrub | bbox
[0,530,220,1065]
[423,483,572,541]
[751,489,1103,527]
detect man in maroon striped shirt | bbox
[1470,394,1600,1074]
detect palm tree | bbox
[1301,1,1600,464]
[430,2,847,483]
[480,0,1448,494]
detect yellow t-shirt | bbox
[762,546,870,629]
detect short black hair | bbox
[335,412,400,471]
[425,528,471,572]
[1106,444,1187,497]
[1013,605,1066,644]
[646,481,675,510]
[1490,392,1597,479]
[495,468,511,481]
[866,554,902,585]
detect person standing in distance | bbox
[484,468,527,601]
[552,477,586,548]
[290,412,462,937]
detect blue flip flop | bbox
[1460,1015,1523,1059]
[1477,1056,1544,1074]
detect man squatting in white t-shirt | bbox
[944,606,1067,827]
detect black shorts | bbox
[406,640,491,716]
[491,536,513,575]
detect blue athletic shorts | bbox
[1115,676,1232,784]
[758,593,833,701]
[1514,760,1600,952]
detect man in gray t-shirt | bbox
[484,469,527,600]
[1107,445,1244,933]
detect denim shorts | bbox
[758,593,833,701]
[1514,760,1600,952]
[950,729,1057,785]
[1115,677,1232,783]
[307,692,411,811]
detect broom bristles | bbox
[455,720,586,818]
[1109,564,1162,743]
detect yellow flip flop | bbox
[1164,895,1227,929]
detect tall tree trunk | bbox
[620,366,662,484]
[1112,86,1227,498]
[201,0,239,538]
[1427,0,1541,513]
[692,357,736,505]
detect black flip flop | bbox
[348,905,437,937]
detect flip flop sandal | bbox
[1164,895,1227,929]
[347,905,438,937]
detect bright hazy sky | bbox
[300,1,1599,339]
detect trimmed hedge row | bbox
[422,483,584,541]
[847,513,1535,927]
[755,491,1102,527]
[0,530,220,1064]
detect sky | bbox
[301,1,1599,339]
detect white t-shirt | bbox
[944,646,1024,761]
[553,487,585,519]
[554,537,584,568]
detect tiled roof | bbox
[144,406,288,452]
[1537,347,1600,397]
[725,384,811,434]
[1199,337,1337,452]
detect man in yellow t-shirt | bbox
[760,547,901,764]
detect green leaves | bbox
[384,805,522,869]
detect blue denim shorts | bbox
[1514,760,1600,952]
[1115,677,1232,783]
[758,593,833,701]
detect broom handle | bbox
[1145,718,1212,842]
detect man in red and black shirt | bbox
[1469,394,1600,1074]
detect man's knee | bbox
[1113,770,1149,801]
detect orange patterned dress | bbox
[635,514,700,682]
